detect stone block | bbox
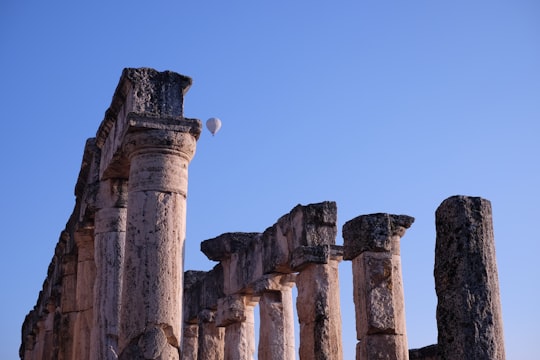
[343,213,414,260]
[435,195,505,360]
[352,252,406,336]
[357,334,409,360]
[216,295,247,327]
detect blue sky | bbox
[1,1,539,358]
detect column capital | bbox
[95,68,202,180]
[343,213,414,260]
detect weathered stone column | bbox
[435,196,505,360]
[256,274,296,360]
[118,125,199,359]
[93,68,203,359]
[71,230,96,360]
[293,246,343,360]
[183,265,225,359]
[91,178,127,360]
[216,295,257,360]
[198,309,225,359]
[343,213,414,360]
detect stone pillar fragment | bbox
[435,196,505,360]
[216,295,257,360]
[256,274,296,360]
[343,213,414,360]
[182,324,199,360]
[91,178,127,360]
[198,309,225,360]
[295,258,343,360]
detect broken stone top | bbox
[342,213,414,260]
[96,67,193,148]
[201,232,262,261]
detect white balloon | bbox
[206,117,222,136]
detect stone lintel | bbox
[201,232,261,261]
[343,213,414,260]
[261,201,338,274]
[290,245,343,271]
[285,201,338,248]
[253,273,296,294]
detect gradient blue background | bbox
[1,1,538,358]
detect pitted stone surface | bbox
[435,196,505,360]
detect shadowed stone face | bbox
[435,195,505,360]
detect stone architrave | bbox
[90,178,127,360]
[255,274,296,360]
[435,196,505,360]
[342,213,414,360]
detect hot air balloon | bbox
[206,117,222,136]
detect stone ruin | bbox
[20,68,505,360]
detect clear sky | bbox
[1,1,538,359]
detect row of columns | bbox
[20,68,505,360]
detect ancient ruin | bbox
[20,68,505,359]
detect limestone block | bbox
[296,261,343,360]
[435,195,505,360]
[261,222,291,274]
[216,295,248,327]
[357,334,409,360]
[201,232,259,261]
[258,283,296,360]
[202,233,262,294]
[198,310,225,360]
[286,201,338,249]
[343,213,414,260]
[352,252,406,336]
[290,244,343,271]
[200,265,224,310]
[182,324,199,360]
[262,201,338,274]
[183,271,207,323]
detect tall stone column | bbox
[118,125,199,359]
[256,274,296,360]
[216,295,257,360]
[295,257,343,360]
[342,213,414,360]
[435,196,505,360]
[91,178,127,360]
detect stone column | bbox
[435,196,505,360]
[198,309,225,360]
[118,125,198,359]
[256,274,296,360]
[294,250,343,360]
[342,213,414,360]
[216,295,257,360]
[91,178,127,360]
[72,230,96,360]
